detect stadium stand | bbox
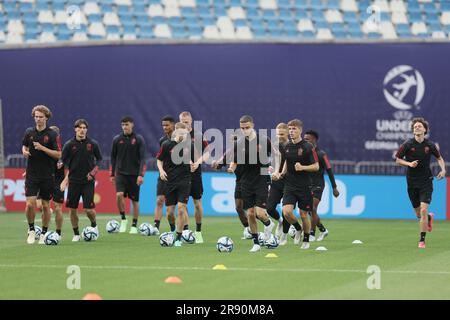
[0,0,450,44]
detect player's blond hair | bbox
[287,119,303,128]
[175,122,187,130]
[276,123,288,130]
[31,105,52,119]
[179,111,192,119]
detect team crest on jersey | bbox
[87,143,92,151]
[119,140,124,144]
[298,148,303,156]
[424,146,430,153]
[411,147,416,152]
[131,138,136,145]
[43,135,49,143]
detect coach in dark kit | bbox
[60,119,102,242]
[110,116,147,234]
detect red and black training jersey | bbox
[156,140,191,184]
[282,139,318,189]
[396,138,441,182]
[110,132,147,177]
[22,126,61,180]
[61,137,103,184]
[310,148,337,188]
[233,134,272,186]
[189,129,209,176]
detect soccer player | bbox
[395,117,446,249]
[212,130,250,237]
[228,115,274,252]
[156,122,191,247]
[267,123,289,241]
[179,111,210,243]
[110,116,147,234]
[60,119,102,242]
[154,115,176,234]
[273,119,319,250]
[35,125,65,243]
[22,105,61,244]
[304,130,339,242]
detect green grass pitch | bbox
[1,212,450,300]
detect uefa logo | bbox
[383,65,425,110]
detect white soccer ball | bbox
[181,230,195,244]
[217,236,234,253]
[288,225,297,239]
[44,231,59,246]
[258,232,266,245]
[106,220,120,233]
[265,234,279,249]
[34,225,42,240]
[243,227,252,239]
[139,223,153,236]
[159,232,174,247]
[82,226,99,242]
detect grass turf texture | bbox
[1,212,450,299]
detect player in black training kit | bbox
[110,116,147,234]
[268,123,292,245]
[60,119,103,242]
[179,111,210,244]
[395,118,446,249]
[212,130,251,239]
[154,115,176,234]
[228,115,274,253]
[275,119,319,250]
[156,122,191,247]
[22,105,62,244]
[304,130,339,242]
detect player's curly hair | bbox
[411,117,429,134]
[31,105,52,119]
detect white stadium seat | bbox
[390,0,407,13]
[441,12,450,25]
[7,20,25,35]
[54,11,70,24]
[165,5,181,17]
[38,10,54,24]
[340,0,358,12]
[83,2,101,15]
[297,19,315,32]
[114,0,132,5]
[373,0,390,12]
[39,32,56,43]
[236,26,252,39]
[217,16,234,30]
[379,21,397,39]
[203,25,221,39]
[72,32,89,42]
[228,7,246,20]
[154,24,172,38]
[6,33,24,44]
[148,4,164,17]
[259,0,277,10]
[411,22,427,35]
[89,22,107,37]
[178,0,196,7]
[325,9,343,23]
[391,12,408,24]
[317,28,333,40]
[103,12,121,26]
[431,31,446,39]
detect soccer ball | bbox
[288,225,297,239]
[242,227,252,239]
[106,220,120,233]
[265,234,279,249]
[44,231,59,245]
[181,230,195,244]
[217,236,234,253]
[34,225,42,240]
[138,223,153,236]
[82,226,99,242]
[159,232,174,247]
[258,232,266,245]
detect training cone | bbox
[165,276,183,284]
[315,246,328,251]
[265,253,278,258]
[352,240,363,244]
[82,293,102,300]
[212,264,228,270]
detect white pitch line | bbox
[0,264,449,275]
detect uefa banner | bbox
[3,169,448,220]
[1,43,450,162]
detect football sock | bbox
[252,233,259,245]
[73,227,80,235]
[169,224,176,232]
[282,218,290,233]
[196,223,202,232]
[183,224,189,230]
[42,226,48,234]
[176,232,182,241]
[56,229,61,236]
[91,222,97,228]
[132,219,137,227]
[293,222,302,231]
[262,219,271,227]
[154,220,160,229]
[120,211,126,220]
[28,223,35,231]
[317,223,326,232]
[420,232,426,242]
[303,233,310,242]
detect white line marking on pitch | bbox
[0,264,449,275]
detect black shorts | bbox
[310,185,324,201]
[165,181,191,206]
[52,178,65,204]
[234,181,242,199]
[267,180,284,210]
[241,177,269,210]
[407,178,433,208]
[115,174,140,202]
[66,181,95,209]
[25,177,54,201]
[156,178,166,197]
[190,174,203,200]
[282,185,313,212]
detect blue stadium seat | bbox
[253,29,268,38]
[88,14,103,23]
[247,8,260,20]
[184,17,200,27]
[293,0,308,10]
[266,20,281,32]
[123,25,137,35]
[348,29,363,38]
[441,2,450,12]
[8,12,21,20]
[278,0,292,10]
[24,32,39,42]
[234,19,247,28]
[181,7,196,18]
[151,16,166,24]
[168,17,183,27]
[343,12,358,23]
[422,3,438,13]
[229,0,242,6]
[262,10,278,21]
[283,20,297,31]
[347,22,361,32]
[197,0,210,6]
[301,31,315,39]
[269,30,284,38]
[310,0,326,10]
[138,26,154,39]
[278,9,292,22]
[315,21,329,29]
[136,15,152,27]
[367,32,381,39]
[202,17,216,26]
[409,12,423,23]
[311,10,325,22]
[328,0,340,10]
[428,21,443,33]
[198,7,212,18]
[19,2,34,13]
[57,33,72,41]
[25,21,40,33]
[294,10,308,20]
[41,23,55,33]
[187,26,203,38]
[213,7,228,17]
[23,12,38,23]
[117,5,130,14]
[330,23,345,33]
[172,26,188,39]
[133,4,147,14]
[334,31,348,39]
[285,29,300,38]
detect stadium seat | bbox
[228,7,246,20]
[317,28,333,40]
[325,9,343,23]
[148,4,164,17]
[235,26,252,39]
[260,0,277,10]
[203,25,220,39]
[411,21,428,35]
[390,0,407,13]
[340,0,358,12]
[154,23,171,38]
[297,19,315,32]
